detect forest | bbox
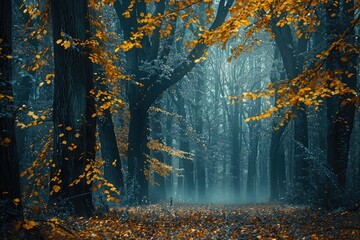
[1,0,360,239]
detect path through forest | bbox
[35,203,360,239]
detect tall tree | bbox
[164,97,174,197]
[90,7,124,192]
[246,93,261,202]
[270,20,309,199]
[170,85,194,200]
[0,0,22,236]
[49,0,96,217]
[193,76,206,200]
[326,0,357,193]
[150,101,167,202]
[114,0,234,204]
[96,77,124,192]
[269,47,287,201]
[230,84,241,201]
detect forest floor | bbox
[34,203,360,239]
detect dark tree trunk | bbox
[0,0,22,236]
[150,101,166,202]
[293,107,309,183]
[194,78,206,200]
[171,87,194,200]
[181,131,194,199]
[230,84,241,202]
[326,0,357,191]
[164,98,173,198]
[258,137,269,201]
[98,109,124,188]
[14,76,33,157]
[269,126,286,201]
[49,0,95,217]
[271,22,309,198]
[269,47,287,201]
[277,144,286,198]
[312,9,328,158]
[246,98,260,202]
[96,79,124,191]
[127,86,150,204]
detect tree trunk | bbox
[49,0,95,217]
[293,107,309,183]
[269,126,286,201]
[172,87,194,200]
[230,84,241,202]
[272,22,309,198]
[246,100,260,202]
[181,131,194,200]
[164,98,173,198]
[97,79,124,191]
[0,0,22,235]
[269,47,287,201]
[326,0,356,191]
[127,88,150,204]
[14,75,33,157]
[150,101,166,202]
[194,78,206,200]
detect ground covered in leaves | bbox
[35,203,360,239]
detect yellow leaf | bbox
[52,185,61,193]
[20,171,27,177]
[62,40,71,49]
[23,220,37,230]
[123,11,130,18]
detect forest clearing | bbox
[24,203,360,239]
[1,0,360,239]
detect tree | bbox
[246,58,261,203]
[230,83,241,202]
[270,18,309,200]
[193,75,206,200]
[326,0,357,196]
[113,0,234,204]
[269,47,287,201]
[150,101,167,202]
[0,0,22,236]
[49,0,96,217]
[96,77,125,193]
[170,85,194,200]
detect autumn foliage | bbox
[1,0,359,238]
